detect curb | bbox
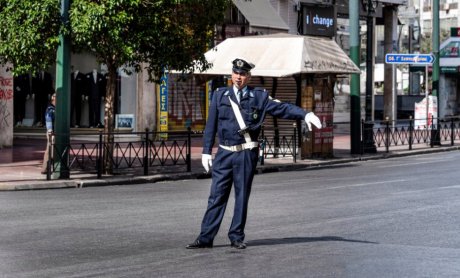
[2,146,459,191]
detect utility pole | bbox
[431,0,440,145]
[363,0,377,153]
[349,0,361,154]
[54,0,71,179]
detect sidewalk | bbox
[1,132,459,191]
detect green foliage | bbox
[70,0,230,79]
[419,30,451,54]
[0,0,61,75]
[0,0,230,78]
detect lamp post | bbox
[362,0,378,153]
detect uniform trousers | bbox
[198,147,259,244]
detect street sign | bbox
[385,53,435,65]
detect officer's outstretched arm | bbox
[305,112,322,131]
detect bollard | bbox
[144,128,149,176]
[385,117,390,153]
[409,116,413,150]
[293,123,297,163]
[46,132,52,180]
[430,115,434,148]
[187,127,191,172]
[97,131,103,179]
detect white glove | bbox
[304,112,322,131]
[201,154,213,173]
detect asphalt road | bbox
[1,151,460,278]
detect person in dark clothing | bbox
[13,74,30,126]
[86,69,105,128]
[186,58,322,250]
[41,93,56,174]
[70,70,86,127]
[32,71,53,127]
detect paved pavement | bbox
[1,131,460,191]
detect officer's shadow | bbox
[247,236,378,246]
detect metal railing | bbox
[46,128,194,179]
[259,124,298,165]
[362,116,460,153]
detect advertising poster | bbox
[414,96,438,129]
[314,101,334,153]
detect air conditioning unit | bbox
[443,3,450,10]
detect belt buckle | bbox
[234,144,243,152]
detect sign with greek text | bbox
[159,71,168,139]
[385,53,434,65]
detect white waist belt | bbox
[219,142,259,152]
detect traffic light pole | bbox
[431,0,440,145]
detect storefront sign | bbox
[440,67,458,73]
[159,72,168,139]
[302,5,336,37]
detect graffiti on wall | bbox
[0,76,13,128]
[168,75,205,130]
[0,66,14,148]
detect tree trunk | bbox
[103,64,118,174]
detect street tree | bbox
[0,0,61,74]
[0,0,230,173]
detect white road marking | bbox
[328,179,407,190]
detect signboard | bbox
[302,5,336,37]
[385,53,435,65]
[414,96,438,129]
[314,101,334,151]
[159,71,168,139]
[115,114,134,129]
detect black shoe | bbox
[230,241,246,249]
[186,239,213,249]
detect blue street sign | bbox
[385,53,435,65]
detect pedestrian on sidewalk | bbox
[186,58,322,250]
[41,93,56,174]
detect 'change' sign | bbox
[302,5,336,37]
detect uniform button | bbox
[225,140,229,145]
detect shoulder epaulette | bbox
[252,87,267,93]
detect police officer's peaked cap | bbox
[232,58,255,74]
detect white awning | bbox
[197,33,360,77]
[232,0,289,30]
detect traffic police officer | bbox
[186,58,322,249]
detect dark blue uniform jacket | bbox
[203,86,308,154]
